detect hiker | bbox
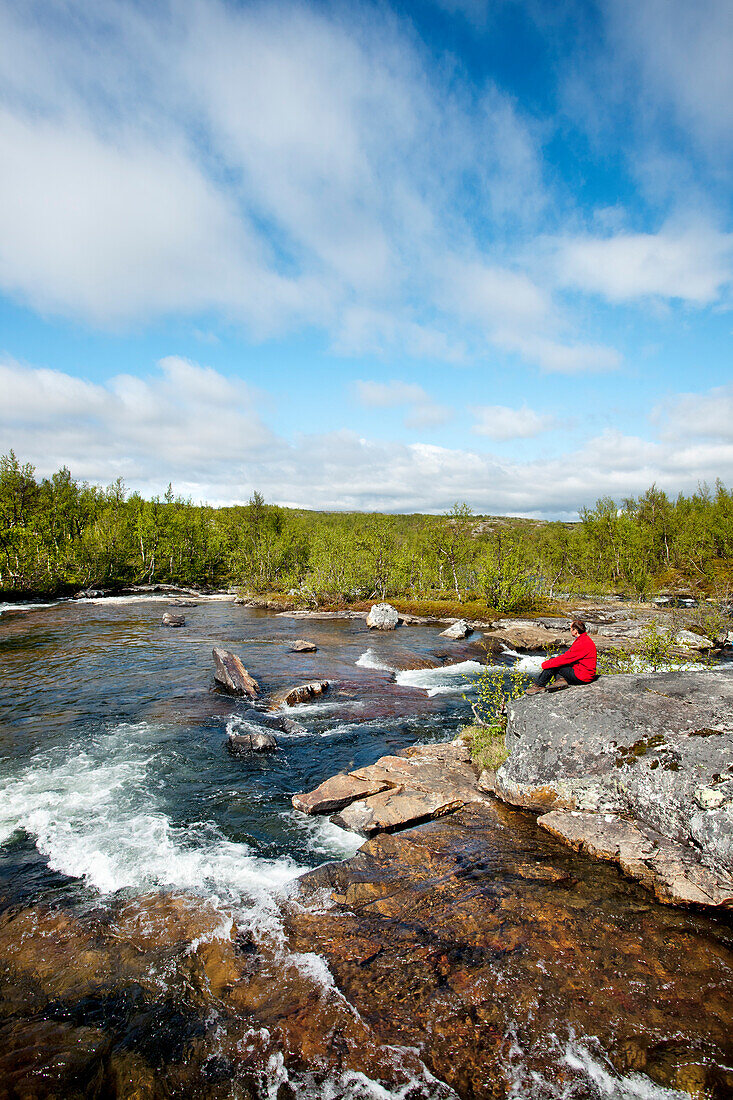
[525,619,597,695]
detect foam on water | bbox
[356,648,398,672]
[286,809,363,859]
[0,600,58,616]
[503,1034,688,1100]
[0,722,305,903]
[395,660,483,697]
[501,646,546,673]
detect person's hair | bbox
[570,619,586,633]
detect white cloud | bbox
[4,357,733,517]
[0,355,273,492]
[354,380,451,429]
[555,225,733,305]
[607,0,733,156]
[472,404,557,441]
[654,384,733,442]
[0,0,615,373]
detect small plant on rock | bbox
[462,663,530,772]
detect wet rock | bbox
[366,603,400,630]
[439,619,472,640]
[162,611,186,627]
[293,773,391,815]
[382,650,441,671]
[289,639,317,652]
[538,810,733,907]
[73,588,107,599]
[0,1019,109,1098]
[270,680,329,707]
[292,801,733,1098]
[675,628,714,650]
[228,731,278,754]
[492,670,733,903]
[212,647,259,698]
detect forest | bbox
[1,451,732,612]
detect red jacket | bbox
[541,632,597,682]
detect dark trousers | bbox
[536,664,583,688]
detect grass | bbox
[460,722,510,772]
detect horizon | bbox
[1,0,732,521]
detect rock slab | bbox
[212,647,259,698]
[293,741,489,837]
[271,680,329,707]
[290,639,317,652]
[492,669,733,899]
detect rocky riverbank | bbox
[294,668,733,908]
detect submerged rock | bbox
[491,669,733,905]
[212,647,259,698]
[162,611,186,627]
[366,603,400,630]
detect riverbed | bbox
[0,597,731,1098]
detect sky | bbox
[0,0,732,519]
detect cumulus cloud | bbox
[0,0,618,372]
[472,404,557,440]
[3,357,733,517]
[0,355,273,496]
[555,225,733,305]
[654,384,733,442]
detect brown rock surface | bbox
[292,772,391,814]
[293,741,489,836]
[212,647,259,697]
[291,801,733,1098]
[538,809,733,907]
[289,639,317,652]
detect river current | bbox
[0,596,730,1099]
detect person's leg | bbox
[550,664,582,686]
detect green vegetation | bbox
[1,452,733,614]
[462,662,531,772]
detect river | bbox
[0,596,731,1099]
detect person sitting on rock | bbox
[525,619,597,694]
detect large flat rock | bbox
[492,670,733,894]
[292,741,488,836]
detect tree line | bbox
[1,451,732,610]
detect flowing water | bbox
[0,597,731,1099]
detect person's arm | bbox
[541,635,584,670]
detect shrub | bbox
[462,663,530,771]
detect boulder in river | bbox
[212,647,259,698]
[366,603,400,630]
[271,680,329,708]
[289,639,317,652]
[227,730,278,754]
[162,611,186,627]
[491,669,733,906]
[439,619,472,640]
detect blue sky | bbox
[0,0,731,517]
